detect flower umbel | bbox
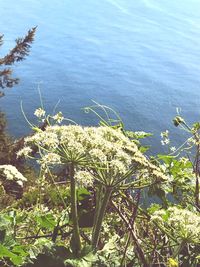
[0,165,27,187]
[20,124,167,187]
[161,130,170,146]
[74,170,94,187]
[151,207,200,243]
[52,112,64,123]
[34,108,46,118]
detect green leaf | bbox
[64,246,97,267]
[148,204,162,214]
[139,146,150,153]
[162,210,170,222]
[77,188,90,201]
[0,244,14,258]
[157,154,175,164]
[65,252,97,267]
[12,245,28,257]
[36,213,56,230]
[0,244,24,266]
[125,130,152,139]
[0,214,11,229]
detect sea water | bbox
[1,0,200,154]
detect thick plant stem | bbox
[69,164,81,256]
[92,187,112,250]
[173,241,185,258]
[92,184,103,238]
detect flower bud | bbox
[173,116,185,127]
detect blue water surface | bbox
[1,0,200,154]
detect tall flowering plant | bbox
[18,108,167,256]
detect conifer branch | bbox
[1,27,36,65]
[0,27,36,96]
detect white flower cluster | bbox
[160,130,170,146]
[34,108,46,118]
[170,146,176,152]
[0,165,27,187]
[179,157,189,165]
[18,125,167,187]
[17,146,32,158]
[52,112,64,124]
[151,206,200,243]
[74,171,94,187]
[39,152,61,169]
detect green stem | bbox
[69,163,81,256]
[173,241,185,258]
[120,233,131,267]
[92,186,112,250]
[92,184,103,238]
[195,174,200,208]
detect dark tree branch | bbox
[1,27,36,66]
[0,27,36,96]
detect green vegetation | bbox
[0,103,200,267]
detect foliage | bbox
[0,104,200,266]
[0,111,37,210]
[0,112,14,164]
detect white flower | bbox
[110,159,127,176]
[161,139,170,146]
[165,138,170,144]
[75,170,94,187]
[34,108,46,118]
[16,180,23,187]
[180,157,189,165]
[151,207,200,243]
[151,210,166,224]
[89,148,107,162]
[161,140,165,146]
[115,150,132,165]
[170,146,176,152]
[39,153,61,168]
[21,124,167,186]
[160,130,169,138]
[17,146,32,158]
[0,165,27,187]
[187,137,195,146]
[52,112,64,123]
[152,169,167,181]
